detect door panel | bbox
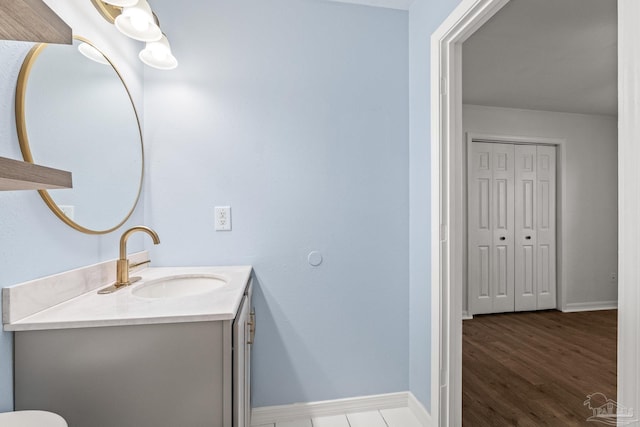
[468,142,515,314]
[536,145,557,309]
[233,296,250,427]
[539,244,551,294]
[496,245,508,296]
[491,144,515,313]
[468,142,494,314]
[479,179,490,229]
[523,245,534,295]
[479,246,490,298]
[515,144,538,311]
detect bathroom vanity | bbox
[3,263,253,427]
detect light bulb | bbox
[129,13,149,32]
[139,35,178,70]
[151,47,168,61]
[114,0,161,42]
[78,42,109,65]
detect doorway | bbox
[430,0,633,425]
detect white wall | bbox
[0,0,144,411]
[463,104,618,312]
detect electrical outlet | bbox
[215,206,231,231]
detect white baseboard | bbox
[561,301,618,313]
[462,311,473,320]
[408,392,432,426]
[251,391,431,426]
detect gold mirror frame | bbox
[90,0,122,24]
[89,0,160,26]
[15,36,144,235]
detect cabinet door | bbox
[245,284,253,425]
[233,295,251,427]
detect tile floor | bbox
[253,407,423,427]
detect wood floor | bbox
[463,310,617,426]
[253,407,422,427]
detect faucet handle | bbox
[129,259,151,270]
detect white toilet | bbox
[0,411,67,427]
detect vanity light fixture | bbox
[78,42,109,65]
[114,0,162,42]
[91,0,177,70]
[139,34,177,70]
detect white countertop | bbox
[4,266,253,332]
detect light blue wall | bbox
[0,0,466,414]
[144,0,409,407]
[408,0,461,410]
[0,0,145,411]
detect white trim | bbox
[467,132,565,146]
[617,1,640,415]
[561,302,618,313]
[433,1,631,426]
[461,311,473,320]
[430,1,510,425]
[250,392,410,425]
[324,0,413,11]
[408,391,433,426]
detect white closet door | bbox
[514,145,538,311]
[468,142,515,315]
[469,141,557,314]
[468,142,493,315]
[536,145,557,309]
[491,144,515,313]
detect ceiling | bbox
[325,0,413,10]
[462,0,617,116]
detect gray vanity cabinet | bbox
[14,280,253,427]
[233,286,253,427]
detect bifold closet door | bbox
[514,144,557,311]
[468,142,515,315]
[535,145,556,310]
[468,142,556,315]
[514,145,538,311]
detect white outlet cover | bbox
[215,206,231,231]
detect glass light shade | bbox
[139,35,178,70]
[78,42,109,65]
[101,0,138,6]
[114,0,162,42]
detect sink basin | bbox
[132,274,228,299]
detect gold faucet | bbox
[117,226,161,286]
[98,226,160,294]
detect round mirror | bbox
[15,36,143,234]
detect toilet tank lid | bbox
[0,410,67,427]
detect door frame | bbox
[430,0,635,425]
[464,133,566,317]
